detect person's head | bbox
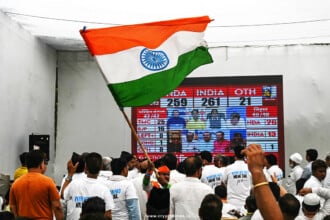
[102,156,112,171]
[172,110,180,117]
[302,193,321,218]
[199,194,223,220]
[186,132,194,143]
[244,195,257,213]
[214,185,227,199]
[162,153,177,170]
[289,153,303,168]
[234,145,245,160]
[325,152,330,167]
[191,109,200,120]
[203,132,211,142]
[232,132,243,143]
[120,151,137,170]
[213,154,229,168]
[311,159,327,181]
[278,193,301,220]
[19,152,28,166]
[184,156,203,178]
[81,196,105,216]
[230,112,240,125]
[111,158,128,176]
[156,165,170,186]
[26,150,48,174]
[200,151,212,165]
[265,154,277,168]
[139,158,148,173]
[170,133,181,145]
[215,131,225,141]
[306,149,318,162]
[85,152,102,176]
[211,109,218,114]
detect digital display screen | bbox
[132,76,284,167]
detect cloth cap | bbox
[303,193,320,206]
[290,153,303,164]
[157,165,170,173]
[325,152,330,160]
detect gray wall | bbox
[0,11,57,177]
[55,46,330,184]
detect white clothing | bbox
[250,209,263,220]
[63,177,115,220]
[223,160,252,210]
[267,165,284,184]
[169,177,213,220]
[304,176,323,188]
[104,175,140,220]
[285,165,304,194]
[169,170,185,185]
[132,174,148,220]
[323,167,330,189]
[98,170,113,183]
[201,164,224,189]
[221,202,238,219]
[128,168,140,180]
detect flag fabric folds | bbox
[80,16,213,107]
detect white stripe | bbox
[95,31,205,84]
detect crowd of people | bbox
[0,145,330,220]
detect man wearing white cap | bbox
[286,153,304,195]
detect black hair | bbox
[234,145,245,159]
[19,152,28,166]
[302,202,320,212]
[245,195,257,213]
[214,185,227,199]
[279,193,300,219]
[184,156,202,176]
[26,150,47,169]
[265,154,277,166]
[311,159,327,172]
[199,194,223,220]
[81,196,105,215]
[162,153,177,170]
[120,151,134,163]
[200,151,212,163]
[85,152,102,175]
[111,158,128,175]
[306,149,318,161]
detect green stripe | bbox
[108,46,213,107]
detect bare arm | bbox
[60,160,78,199]
[242,144,283,220]
[105,210,112,219]
[52,200,64,220]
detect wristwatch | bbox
[65,176,72,182]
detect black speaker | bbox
[29,134,50,160]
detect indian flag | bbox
[80,16,213,107]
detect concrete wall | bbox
[56,45,330,184]
[0,11,57,178]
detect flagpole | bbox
[119,107,152,164]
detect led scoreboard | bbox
[132,76,284,167]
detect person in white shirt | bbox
[265,154,283,184]
[61,152,115,220]
[98,156,113,183]
[223,145,252,210]
[301,149,318,180]
[104,158,141,220]
[169,156,213,220]
[286,152,304,195]
[162,153,185,184]
[214,184,239,219]
[324,153,330,189]
[200,151,224,189]
[304,159,327,188]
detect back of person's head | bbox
[120,151,134,163]
[81,196,105,216]
[19,152,28,166]
[177,160,185,174]
[302,193,321,216]
[102,156,112,171]
[214,185,227,199]
[162,153,178,170]
[200,151,212,163]
[26,150,46,169]
[234,145,245,159]
[306,149,318,161]
[199,194,223,220]
[278,193,301,220]
[311,159,327,172]
[85,152,102,175]
[184,156,202,176]
[80,213,107,220]
[111,158,127,175]
[245,195,257,213]
[265,154,277,166]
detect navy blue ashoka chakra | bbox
[140,48,169,71]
